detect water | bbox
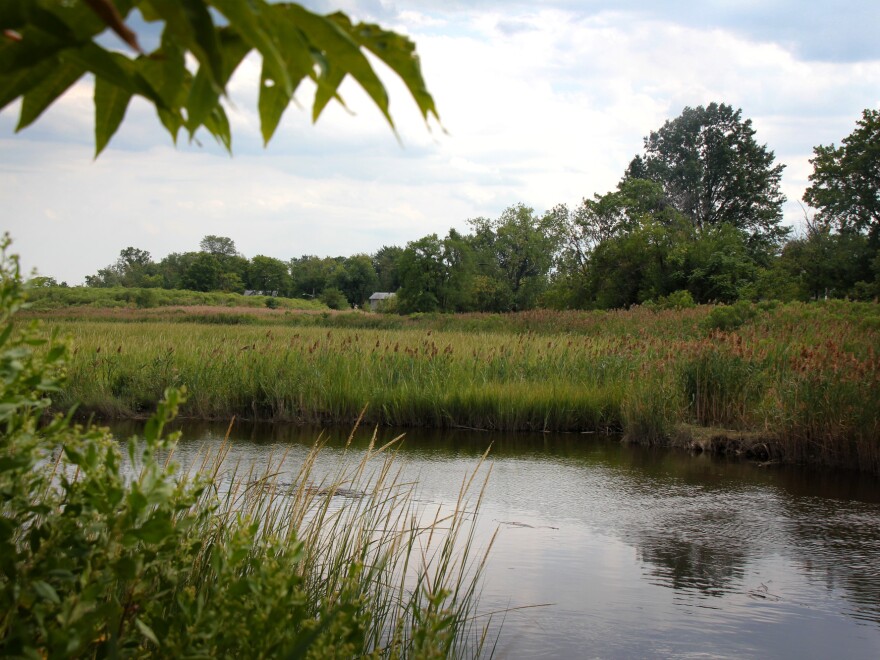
[110,420,880,659]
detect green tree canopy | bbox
[372,245,404,292]
[199,235,239,257]
[803,109,880,241]
[2,0,439,155]
[85,245,156,287]
[469,204,561,311]
[182,252,222,291]
[289,255,343,298]
[626,102,788,255]
[247,254,291,295]
[334,254,379,307]
[397,231,475,313]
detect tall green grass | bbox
[39,300,880,473]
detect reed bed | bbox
[43,301,880,473]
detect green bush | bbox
[134,288,157,308]
[320,287,350,310]
[701,300,757,332]
[650,289,696,311]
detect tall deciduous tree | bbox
[2,0,439,154]
[469,204,561,311]
[396,231,475,313]
[247,255,291,295]
[182,252,222,291]
[199,235,239,257]
[334,254,379,306]
[803,109,880,241]
[372,245,404,292]
[289,255,340,298]
[626,102,788,256]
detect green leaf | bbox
[0,54,61,111]
[63,42,164,108]
[185,28,251,142]
[137,33,187,108]
[115,556,139,581]
[94,77,133,156]
[211,0,292,96]
[137,1,162,23]
[0,1,27,29]
[185,67,218,136]
[310,63,346,126]
[181,0,223,88]
[134,514,173,544]
[63,445,84,466]
[0,321,13,348]
[15,59,84,131]
[146,0,224,92]
[33,580,60,605]
[43,0,108,40]
[46,344,65,362]
[0,25,68,76]
[135,617,160,646]
[339,16,440,125]
[201,104,232,153]
[282,5,391,127]
[256,7,313,144]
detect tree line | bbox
[73,103,879,312]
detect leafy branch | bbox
[1,0,440,155]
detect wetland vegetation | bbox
[26,298,880,475]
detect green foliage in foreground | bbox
[1,240,494,656]
[23,285,327,311]
[3,0,439,155]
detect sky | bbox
[2,1,879,284]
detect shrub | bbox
[264,296,279,309]
[701,300,757,332]
[320,287,350,310]
[135,288,158,308]
[650,289,696,311]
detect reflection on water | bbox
[109,420,880,659]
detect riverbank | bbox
[30,300,880,474]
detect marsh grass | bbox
[36,300,880,473]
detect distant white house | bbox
[368,292,395,311]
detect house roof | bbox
[369,292,395,301]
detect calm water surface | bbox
[111,421,880,659]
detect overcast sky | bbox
[2,1,879,284]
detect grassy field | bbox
[32,300,880,473]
